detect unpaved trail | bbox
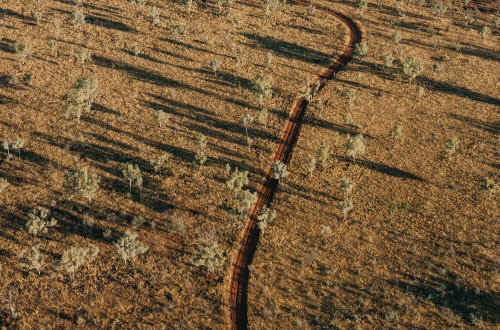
[226,2,362,329]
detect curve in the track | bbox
[226,2,362,329]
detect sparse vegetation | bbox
[114,230,148,265]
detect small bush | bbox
[344,134,365,161]
[271,160,289,181]
[62,77,98,124]
[478,26,491,40]
[339,177,355,195]
[122,163,143,193]
[171,21,189,38]
[0,178,9,194]
[226,164,249,192]
[258,108,268,126]
[250,74,273,107]
[341,88,357,107]
[231,189,258,220]
[13,39,32,65]
[18,245,44,274]
[433,62,444,74]
[71,8,85,27]
[353,42,368,59]
[316,142,331,167]
[480,178,499,193]
[338,199,353,220]
[357,0,368,15]
[192,239,225,272]
[266,52,273,67]
[444,137,459,156]
[59,244,99,278]
[150,6,161,26]
[167,213,186,236]
[383,53,393,68]
[25,207,57,236]
[154,110,169,128]
[210,59,221,77]
[194,133,208,166]
[114,230,148,265]
[150,152,169,174]
[305,155,316,177]
[343,111,354,125]
[75,48,92,72]
[392,31,402,44]
[400,56,423,82]
[389,125,402,139]
[302,79,320,102]
[64,165,100,203]
[257,206,276,231]
[131,216,146,228]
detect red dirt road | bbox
[226,2,362,329]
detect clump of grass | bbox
[383,53,393,68]
[339,177,355,195]
[171,21,189,38]
[25,207,57,236]
[115,230,148,265]
[301,79,320,102]
[64,165,100,203]
[341,88,357,107]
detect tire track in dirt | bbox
[226,2,362,329]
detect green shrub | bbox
[258,108,268,126]
[257,206,276,231]
[154,110,169,128]
[400,56,423,82]
[339,177,355,195]
[25,207,57,236]
[226,164,249,192]
[445,136,459,156]
[316,142,331,167]
[353,42,368,59]
[59,244,99,278]
[231,189,257,220]
[122,163,143,193]
[71,8,85,27]
[250,74,273,107]
[210,59,221,77]
[114,230,148,265]
[478,26,491,40]
[480,178,499,193]
[271,160,289,181]
[305,155,316,177]
[0,178,9,194]
[18,245,44,274]
[13,39,32,65]
[62,77,98,124]
[357,0,368,15]
[75,48,92,72]
[149,152,169,174]
[192,239,225,272]
[64,165,100,203]
[344,134,365,161]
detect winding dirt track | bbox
[226,2,362,329]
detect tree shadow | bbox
[448,113,499,135]
[335,155,426,181]
[241,32,331,66]
[388,274,500,325]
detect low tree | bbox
[192,239,225,272]
[59,244,99,279]
[250,74,273,107]
[18,245,44,274]
[25,207,57,236]
[62,77,98,124]
[444,136,459,156]
[400,56,423,82]
[316,142,331,167]
[305,155,316,177]
[257,206,276,231]
[150,152,170,174]
[341,88,357,107]
[154,110,169,128]
[344,134,365,162]
[357,0,368,15]
[13,39,32,65]
[64,165,100,203]
[478,26,491,40]
[194,133,208,166]
[353,42,368,59]
[271,160,289,182]
[75,47,92,73]
[226,164,249,192]
[231,189,257,220]
[122,163,143,194]
[339,177,355,196]
[114,230,148,265]
[210,59,221,78]
[0,178,9,194]
[338,198,353,220]
[389,124,402,139]
[70,8,85,27]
